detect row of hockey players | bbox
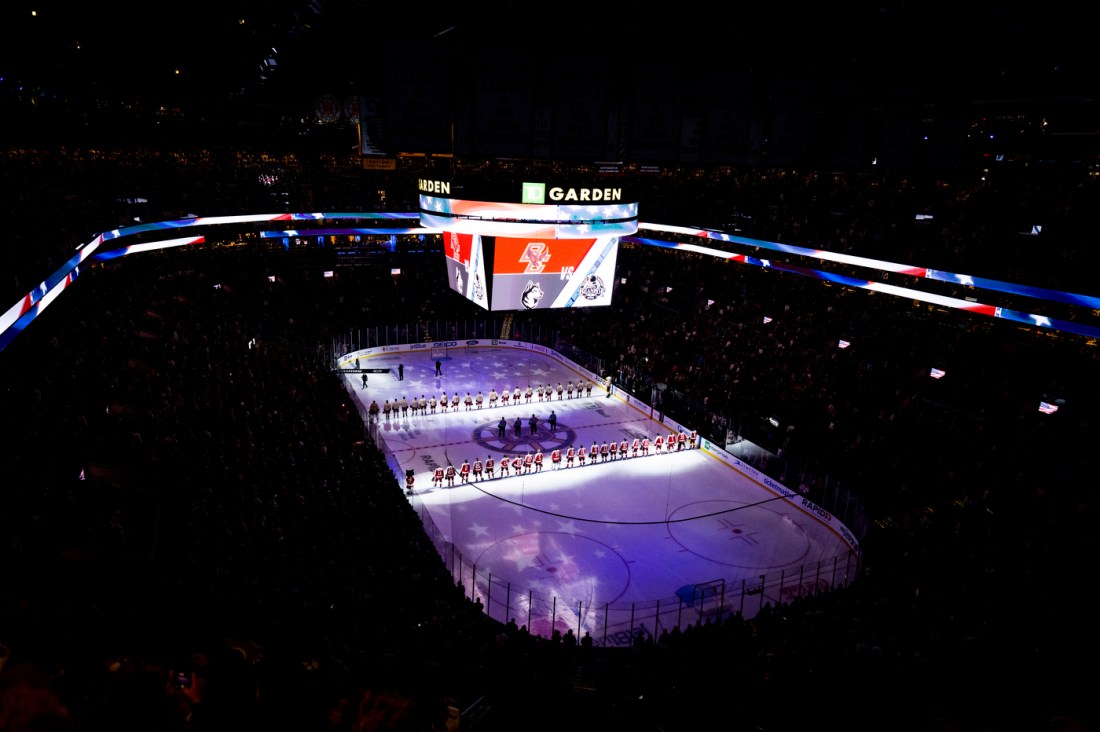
[375,381,600,419]
[428,430,699,488]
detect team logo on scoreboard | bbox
[520,281,544,309]
[519,242,551,274]
[473,273,485,302]
[578,275,606,301]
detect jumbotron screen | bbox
[443,232,619,311]
[443,231,490,309]
[489,235,618,310]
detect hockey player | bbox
[585,381,593,398]
[619,438,629,459]
[451,393,460,411]
[556,382,564,400]
[460,459,471,484]
[476,392,484,409]
[472,456,483,481]
[429,395,438,414]
[551,447,562,468]
[654,434,664,454]
[524,385,533,403]
[641,436,650,456]
[591,441,600,463]
[501,389,510,407]
[489,388,499,408]
[631,437,641,458]
[512,386,522,404]
[405,472,415,494]
[578,444,587,466]
[609,440,618,460]
[536,384,544,402]
[383,399,392,420]
[567,381,575,399]
[523,452,534,474]
[433,465,445,488]
[500,456,510,477]
[566,445,576,468]
[485,454,496,478]
[418,395,427,415]
[534,449,544,472]
[440,392,448,412]
[600,441,610,462]
[465,393,473,411]
[445,463,457,486]
[689,429,697,448]
[511,455,523,475]
[400,396,409,417]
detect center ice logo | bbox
[473,421,576,454]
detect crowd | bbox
[1,146,1098,731]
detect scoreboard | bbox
[423,180,638,311]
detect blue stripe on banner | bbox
[563,237,618,307]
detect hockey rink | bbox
[344,344,859,643]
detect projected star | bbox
[511,523,526,533]
[501,544,540,572]
[469,522,490,537]
[556,520,579,534]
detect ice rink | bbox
[343,343,859,643]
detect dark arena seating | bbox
[2,13,1099,725]
[1,148,1098,732]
